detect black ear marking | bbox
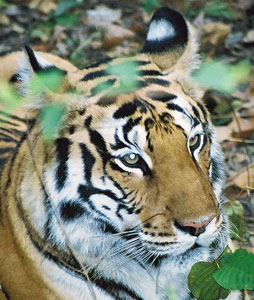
[23,44,67,76]
[142,7,188,53]
[23,44,42,72]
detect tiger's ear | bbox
[141,7,199,73]
[14,45,68,95]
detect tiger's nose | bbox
[175,216,215,236]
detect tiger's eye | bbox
[122,153,139,165]
[189,135,199,147]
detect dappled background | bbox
[0,0,253,255]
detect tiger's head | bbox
[3,6,228,299]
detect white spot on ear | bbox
[147,19,175,41]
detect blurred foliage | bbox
[0,83,21,111]
[53,0,84,17]
[140,0,161,14]
[106,61,140,94]
[92,60,140,95]
[194,59,251,93]
[184,0,235,19]
[0,0,8,8]
[39,104,66,140]
[226,200,246,240]
[203,1,234,19]
[28,69,65,95]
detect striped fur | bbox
[0,7,243,300]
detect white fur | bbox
[147,19,175,41]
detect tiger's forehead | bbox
[67,54,207,137]
[82,93,196,139]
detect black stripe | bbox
[113,102,137,119]
[88,129,110,169]
[144,78,170,87]
[0,132,19,143]
[147,90,177,102]
[78,184,119,202]
[80,143,95,183]
[81,70,106,81]
[0,286,10,300]
[0,117,19,127]
[0,147,13,155]
[24,44,41,72]
[110,130,128,151]
[140,70,162,76]
[137,80,148,88]
[9,72,21,83]
[91,78,116,96]
[0,110,27,123]
[110,161,127,173]
[0,126,24,137]
[192,105,201,121]
[197,101,208,122]
[136,60,151,66]
[122,117,142,146]
[60,201,85,221]
[167,103,188,116]
[91,274,144,300]
[55,138,72,191]
[0,157,9,169]
[134,98,155,110]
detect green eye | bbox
[189,135,200,147]
[122,153,140,165]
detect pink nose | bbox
[181,216,215,236]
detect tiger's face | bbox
[1,6,231,300]
[37,87,225,266]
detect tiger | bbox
[0,6,245,300]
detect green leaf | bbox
[194,59,251,93]
[54,0,83,17]
[106,61,140,94]
[230,60,251,84]
[39,104,66,140]
[28,69,65,95]
[188,247,231,300]
[193,60,235,93]
[213,249,254,290]
[0,83,21,111]
[188,261,230,300]
[55,13,81,27]
[204,2,234,19]
[0,0,8,8]
[140,0,161,14]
